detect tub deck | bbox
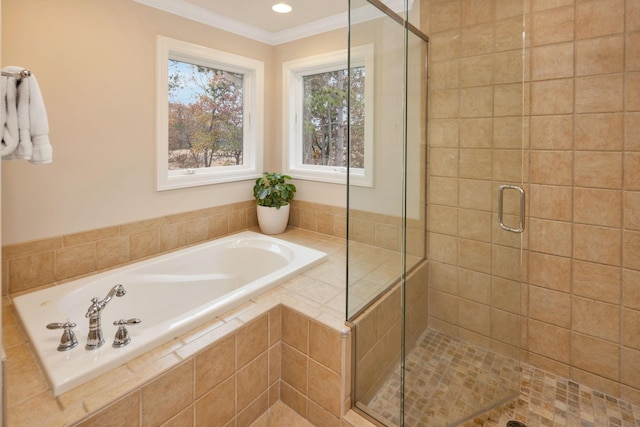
[12,231,328,397]
[2,229,373,426]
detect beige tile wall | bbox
[292,201,426,259]
[426,0,640,404]
[4,302,350,427]
[2,199,419,424]
[2,193,426,424]
[77,307,348,427]
[2,202,259,296]
[279,306,352,427]
[353,261,429,404]
[527,0,639,403]
[290,201,347,240]
[6,307,281,426]
[426,0,525,364]
[2,199,423,297]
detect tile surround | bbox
[2,229,357,427]
[427,0,640,407]
[352,262,429,405]
[1,202,424,426]
[2,199,418,298]
[2,201,259,296]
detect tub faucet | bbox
[85,284,126,350]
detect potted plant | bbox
[253,172,297,234]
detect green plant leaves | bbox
[253,172,296,208]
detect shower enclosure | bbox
[346,0,526,425]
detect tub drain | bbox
[506,421,527,427]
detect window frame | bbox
[156,36,264,191]
[282,45,374,187]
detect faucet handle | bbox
[46,322,79,351]
[112,318,141,348]
[114,318,142,326]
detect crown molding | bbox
[134,0,415,45]
[133,0,276,43]
[270,12,348,45]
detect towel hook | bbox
[1,69,31,79]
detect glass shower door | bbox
[347,0,428,424]
[347,1,407,425]
[348,0,525,425]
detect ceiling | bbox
[182,0,348,33]
[133,0,410,45]
[133,0,351,45]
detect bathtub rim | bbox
[12,230,329,396]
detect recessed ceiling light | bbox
[272,3,293,13]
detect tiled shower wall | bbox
[353,261,429,404]
[426,0,526,364]
[426,0,640,404]
[527,0,640,403]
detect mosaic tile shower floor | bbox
[362,328,640,427]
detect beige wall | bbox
[1,0,272,244]
[1,0,349,246]
[347,16,429,221]
[272,30,348,209]
[426,0,640,405]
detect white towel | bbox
[1,74,19,157]
[1,66,52,164]
[0,77,4,144]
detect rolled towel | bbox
[1,66,52,164]
[13,68,33,160]
[1,73,19,157]
[26,73,52,164]
[0,76,6,148]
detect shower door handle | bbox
[498,185,525,233]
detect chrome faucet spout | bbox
[101,283,126,307]
[85,284,126,350]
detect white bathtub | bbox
[13,231,327,396]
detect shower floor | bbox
[361,328,640,427]
[362,328,520,426]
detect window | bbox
[156,36,264,191]
[282,46,374,187]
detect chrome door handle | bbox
[498,185,525,233]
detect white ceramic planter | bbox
[257,204,290,235]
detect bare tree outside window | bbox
[302,66,365,169]
[168,60,244,170]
